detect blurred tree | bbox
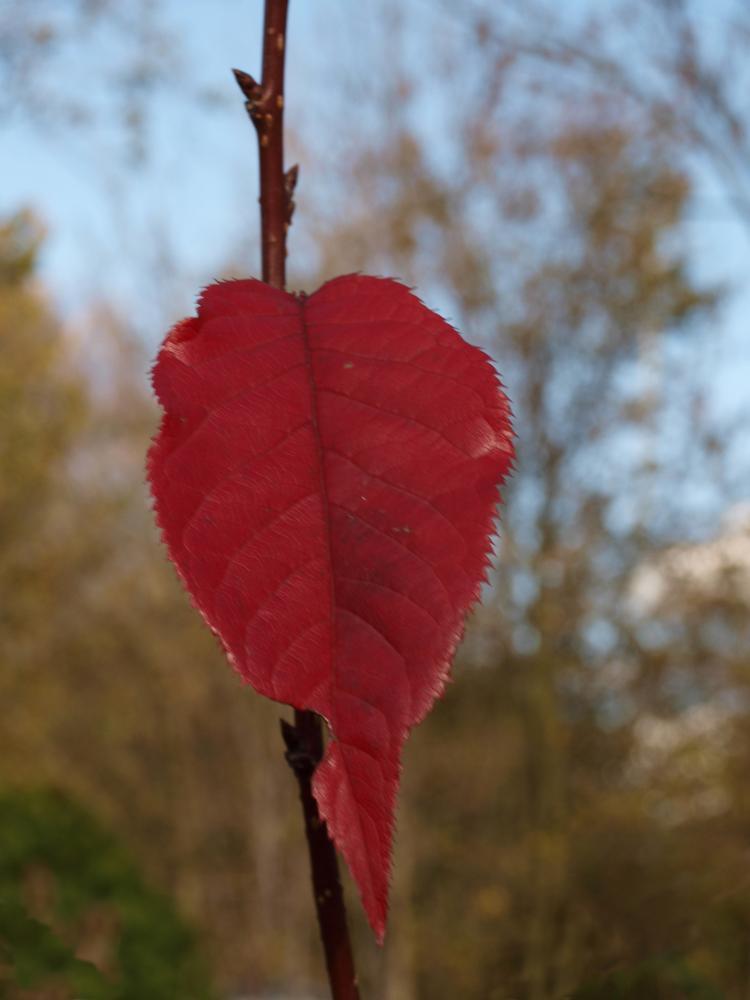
[0,209,325,996]
[0,787,213,998]
[459,0,750,233]
[0,0,179,161]
[296,16,748,994]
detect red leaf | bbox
[147,274,514,940]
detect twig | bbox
[233,4,361,997]
[232,0,296,288]
[281,716,361,1000]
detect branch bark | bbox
[281,716,361,1000]
[234,4,360,997]
[233,0,296,288]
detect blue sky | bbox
[2,0,748,448]
[2,2,368,321]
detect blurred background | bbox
[1,0,749,996]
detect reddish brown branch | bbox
[234,4,360,997]
[232,0,296,288]
[281,714,361,1000]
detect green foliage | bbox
[0,787,214,999]
[0,898,112,999]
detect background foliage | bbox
[1,1,749,997]
[0,787,213,998]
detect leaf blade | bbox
[147,274,514,940]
